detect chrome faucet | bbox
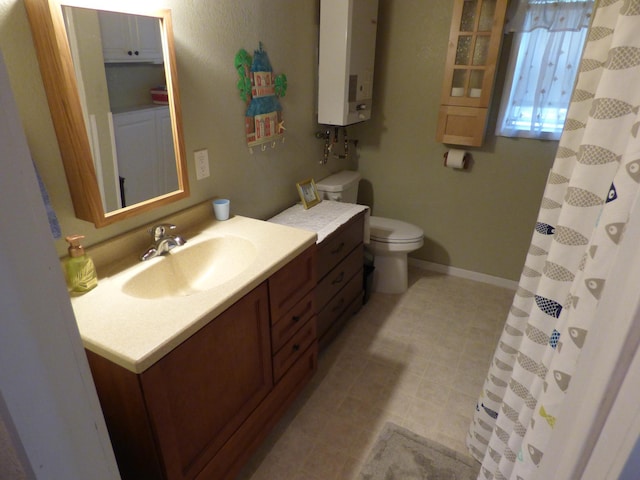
[140,223,186,261]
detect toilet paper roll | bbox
[444,149,469,169]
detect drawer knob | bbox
[331,272,345,285]
[331,298,345,313]
[331,242,345,255]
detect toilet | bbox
[315,171,424,294]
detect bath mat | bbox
[359,422,479,479]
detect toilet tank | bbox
[316,170,361,203]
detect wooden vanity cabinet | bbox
[269,245,318,382]
[86,245,318,480]
[316,211,365,348]
[141,283,272,480]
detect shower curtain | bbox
[467,1,640,479]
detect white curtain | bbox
[496,0,593,139]
[468,1,640,479]
[506,0,594,32]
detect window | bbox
[496,0,593,140]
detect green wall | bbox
[0,0,556,281]
[352,0,557,280]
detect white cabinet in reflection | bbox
[98,11,163,63]
[113,106,177,207]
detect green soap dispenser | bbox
[64,234,98,295]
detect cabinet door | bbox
[141,283,272,480]
[98,11,163,63]
[436,0,508,146]
[133,14,164,63]
[436,105,488,147]
[98,11,131,62]
[113,109,160,206]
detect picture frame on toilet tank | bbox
[296,178,321,209]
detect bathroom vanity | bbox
[71,212,318,480]
[269,200,369,349]
[314,211,365,348]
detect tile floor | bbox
[237,267,515,480]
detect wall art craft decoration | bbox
[235,42,287,152]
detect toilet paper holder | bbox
[443,150,470,170]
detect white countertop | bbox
[71,215,316,374]
[268,200,370,244]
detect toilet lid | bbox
[369,216,424,243]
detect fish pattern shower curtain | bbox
[467,1,640,479]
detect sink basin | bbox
[122,236,258,299]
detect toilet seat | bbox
[314,169,425,294]
[367,216,423,293]
[369,216,424,244]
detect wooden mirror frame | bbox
[24,0,189,228]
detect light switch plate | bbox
[194,149,210,180]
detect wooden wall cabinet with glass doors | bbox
[436,0,508,147]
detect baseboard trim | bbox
[408,258,518,291]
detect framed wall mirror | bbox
[24,0,189,228]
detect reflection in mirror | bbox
[64,8,178,212]
[24,0,189,227]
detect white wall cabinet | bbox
[113,106,177,207]
[98,11,163,63]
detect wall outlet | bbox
[194,149,210,180]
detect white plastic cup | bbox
[213,199,230,221]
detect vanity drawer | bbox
[271,290,316,352]
[272,318,317,383]
[269,245,317,321]
[317,212,365,280]
[316,243,363,308]
[319,291,363,351]
[317,269,363,341]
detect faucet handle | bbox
[149,223,176,241]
